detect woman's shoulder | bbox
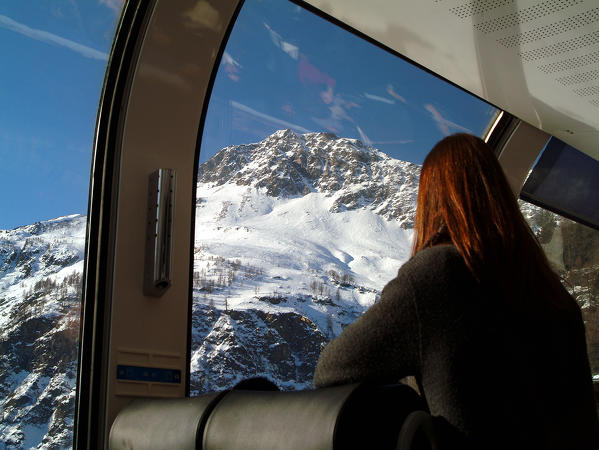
[386,244,473,298]
[399,244,465,277]
[382,244,478,326]
[413,244,462,260]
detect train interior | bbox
[1,0,598,448]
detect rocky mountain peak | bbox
[198,129,420,226]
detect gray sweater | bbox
[314,245,599,449]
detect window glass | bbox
[0,1,124,448]
[521,196,599,379]
[191,0,499,395]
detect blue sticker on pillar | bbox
[117,365,182,384]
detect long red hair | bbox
[412,133,569,310]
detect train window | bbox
[521,156,599,379]
[191,0,498,395]
[0,2,124,448]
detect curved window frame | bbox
[189,0,503,395]
[74,2,156,447]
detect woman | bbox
[313,134,599,448]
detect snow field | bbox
[194,182,413,335]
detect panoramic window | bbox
[0,1,124,448]
[191,0,499,395]
[520,141,599,378]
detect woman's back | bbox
[314,244,599,448]
[407,245,598,449]
[314,134,599,448]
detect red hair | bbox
[412,133,570,310]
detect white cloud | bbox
[222,52,242,81]
[387,85,407,104]
[99,0,124,12]
[264,23,281,46]
[424,104,471,136]
[311,94,358,134]
[364,93,395,105]
[231,101,312,134]
[330,100,353,122]
[222,52,241,69]
[264,23,299,60]
[281,41,299,60]
[356,126,372,146]
[0,14,108,61]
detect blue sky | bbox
[200,0,498,164]
[0,0,497,229]
[0,0,122,229]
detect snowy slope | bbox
[0,215,85,328]
[190,130,419,393]
[198,129,420,226]
[0,214,85,449]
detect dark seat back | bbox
[397,411,440,450]
[109,382,428,449]
[203,383,427,450]
[108,392,224,450]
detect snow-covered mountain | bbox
[0,215,85,449]
[2,129,597,448]
[198,129,420,227]
[190,130,419,393]
[0,130,421,446]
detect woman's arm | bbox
[313,272,422,388]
